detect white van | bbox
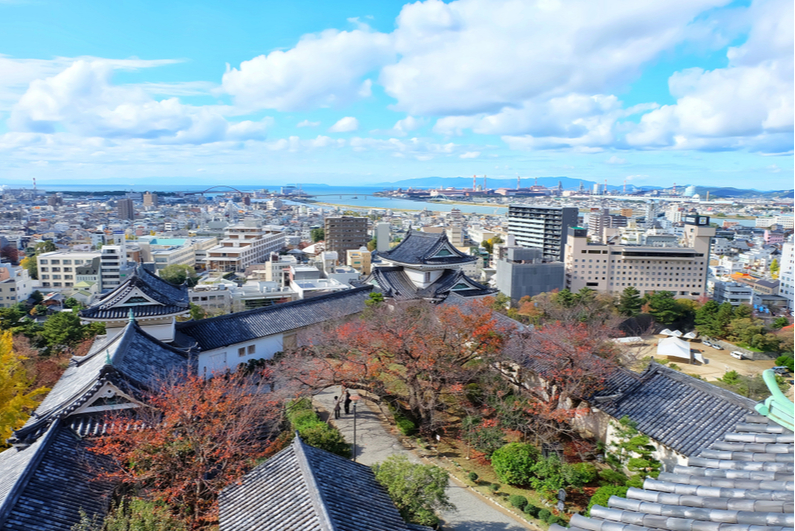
[730,351,745,360]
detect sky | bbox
[0,0,792,190]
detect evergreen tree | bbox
[694,300,720,336]
[618,286,642,317]
[644,291,681,325]
[714,302,735,338]
[555,288,575,309]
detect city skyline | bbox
[0,0,792,190]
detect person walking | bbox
[333,396,341,419]
[344,391,352,415]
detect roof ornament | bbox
[128,307,135,323]
[105,349,112,365]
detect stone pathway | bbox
[314,387,534,531]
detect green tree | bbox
[555,288,575,309]
[34,240,57,253]
[733,304,753,320]
[159,264,198,287]
[0,305,27,330]
[189,303,206,321]
[770,259,779,278]
[0,331,49,446]
[713,303,736,338]
[607,416,661,479]
[41,311,87,348]
[373,455,454,527]
[644,291,682,325]
[63,297,82,310]
[618,286,642,317]
[365,292,385,307]
[694,300,720,336]
[772,317,790,330]
[30,290,44,304]
[310,228,325,242]
[367,237,377,252]
[491,442,540,486]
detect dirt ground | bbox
[629,335,777,381]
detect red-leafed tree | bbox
[504,320,629,444]
[282,299,509,432]
[88,369,291,529]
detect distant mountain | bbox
[693,186,795,199]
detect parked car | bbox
[730,351,745,360]
[702,340,713,348]
[772,366,791,375]
[711,341,723,350]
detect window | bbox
[238,347,246,357]
[247,345,256,355]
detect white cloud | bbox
[8,60,259,144]
[221,28,394,112]
[460,151,480,159]
[381,0,727,116]
[329,116,359,133]
[606,155,626,164]
[626,0,793,153]
[297,119,321,127]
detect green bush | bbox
[509,495,528,510]
[548,515,564,524]
[524,504,540,517]
[491,442,539,486]
[299,424,351,458]
[468,472,479,482]
[776,355,794,372]
[489,483,500,492]
[569,462,598,485]
[586,485,629,516]
[598,468,628,486]
[538,509,551,522]
[290,409,322,431]
[396,417,418,436]
[626,474,644,488]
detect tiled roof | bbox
[13,319,192,444]
[594,363,757,457]
[219,435,431,531]
[79,264,189,320]
[366,267,496,302]
[379,229,475,266]
[553,414,794,531]
[177,286,374,351]
[0,420,114,531]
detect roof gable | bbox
[380,230,475,266]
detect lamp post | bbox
[351,394,361,462]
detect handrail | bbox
[754,369,794,431]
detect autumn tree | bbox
[0,331,49,446]
[1,245,19,265]
[88,370,291,528]
[284,299,508,432]
[505,320,626,444]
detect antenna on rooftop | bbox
[483,175,487,191]
[473,175,477,190]
[32,177,36,192]
[623,179,627,194]
[516,174,520,190]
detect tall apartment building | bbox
[324,216,369,255]
[507,205,578,261]
[205,225,285,272]
[100,245,136,292]
[37,250,101,290]
[143,191,159,208]
[588,208,628,242]
[117,198,134,220]
[564,214,715,299]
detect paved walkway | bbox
[314,387,532,531]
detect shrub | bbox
[290,409,322,431]
[524,504,540,517]
[464,383,484,406]
[468,472,479,482]
[299,424,351,458]
[538,509,551,522]
[586,485,629,516]
[491,442,539,486]
[776,355,794,372]
[626,474,644,488]
[569,462,598,485]
[396,417,418,436]
[509,495,528,510]
[549,515,564,524]
[489,483,500,492]
[598,468,628,486]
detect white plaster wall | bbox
[198,333,284,376]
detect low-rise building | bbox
[37,250,101,290]
[495,247,564,302]
[205,225,285,272]
[0,263,33,307]
[712,280,753,306]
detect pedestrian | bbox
[333,396,341,419]
[344,391,352,415]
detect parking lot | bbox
[632,335,777,381]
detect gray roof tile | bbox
[379,229,475,266]
[178,286,374,351]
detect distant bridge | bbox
[183,186,250,195]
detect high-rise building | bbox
[564,214,715,299]
[507,205,578,261]
[143,191,159,208]
[117,198,134,220]
[324,216,369,255]
[495,247,564,302]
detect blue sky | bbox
[0,0,792,190]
